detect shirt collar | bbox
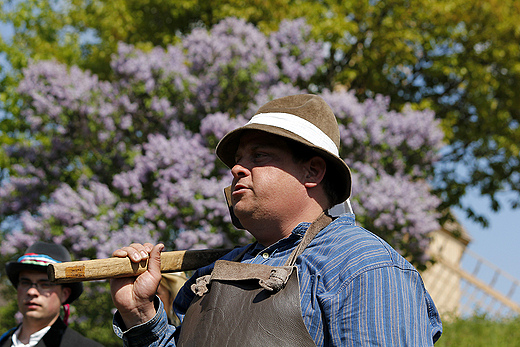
[248,222,311,256]
[13,325,51,347]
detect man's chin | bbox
[24,311,43,320]
[233,208,252,223]
[233,200,253,214]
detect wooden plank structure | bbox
[421,221,520,317]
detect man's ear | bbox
[303,156,326,188]
[60,286,71,305]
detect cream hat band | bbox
[247,113,339,156]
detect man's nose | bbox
[231,162,250,178]
[26,286,40,295]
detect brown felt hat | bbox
[216,94,352,204]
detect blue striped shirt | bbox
[114,214,442,346]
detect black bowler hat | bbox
[5,241,83,304]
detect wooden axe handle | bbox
[47,249,231,284]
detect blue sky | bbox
[455,191,520,284]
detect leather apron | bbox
[177,213,333,347]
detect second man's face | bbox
[17,270,70,325]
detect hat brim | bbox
[6,261,83,304]
[216,123,352,204]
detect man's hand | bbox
[110,242,164,329]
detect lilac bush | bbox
[0,17,444,268]
[269,19,325,83]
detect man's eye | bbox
[39,282,54,289]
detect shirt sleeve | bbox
[323,265,442,346]
[111,247,249,347]
[113,297,178,347]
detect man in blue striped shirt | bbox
[110,94,442,346]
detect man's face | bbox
[231,130,309,236]
[17,270,70,325]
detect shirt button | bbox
[262,252,269,259]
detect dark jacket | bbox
[0,318,103,347]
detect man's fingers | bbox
[112,249,128,258]
[143,243,154,253]
[112,243,151,262]
[147,243,165,276]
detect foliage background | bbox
[2,0,518,225]
[1,0,519,345]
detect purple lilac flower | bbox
[269,19,325,82]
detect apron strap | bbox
[284,212,333,266]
